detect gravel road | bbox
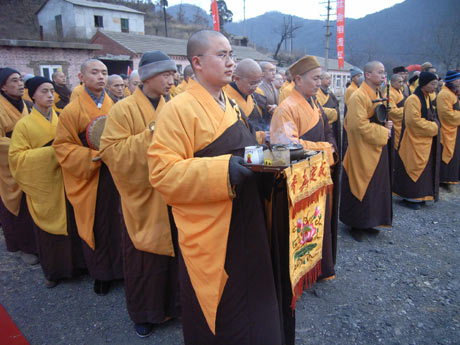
[1,186,459,345]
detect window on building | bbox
[94,15,104,28]
[121,18,129,33]
[40,65,62,80]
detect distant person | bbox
[120,73,131,97]
[9,76,86,288]
[53,59,123,296]
[100,51,180,338]
[393,72,440,209]
[0,68,37,264]
[437,70,460,190]
[257,61,279,112]
[317,71,341,148]
[52,71,71,114]
[106,74,125,103]
[392,66,410,97]
[387,73,406,149]
[273,73,284,90]
[344,67,363,110]
[173,65,193,96]
[340,61,393,241]
[278,69,295,104]
[128,70,141,94]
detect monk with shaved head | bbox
[148,30,282,344]
[53,59,124,295]
[340,60,393,241]
[224,58,272,133]
[172,65,194,96]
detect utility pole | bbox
[243,0,246,37]
[320,0,335,71]
[290,15,293,53]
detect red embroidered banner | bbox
[211,0,220,32]
[336,0,345,69]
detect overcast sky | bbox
[166,0,406,21]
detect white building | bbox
[36,0,144,41]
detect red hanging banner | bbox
[211,0,220,32]
[336,0,345,69]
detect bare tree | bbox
[428,22,460,71]
[273,16,302,61]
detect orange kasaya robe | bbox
[0,94,28,215]
[8,108,67,235]
[99,87,173,256]
[316,87,338,125]
[437,85,460,164]
[124,86,131,98]
[173,79,188,96]
[343,82,389,201]
[148,79,240,334]
[388,86,405,148]
[278,81,294,105]
[223,84,265,144]
[70,84,84,102]
[270,87,334,165]
[344,80,359,106]
[398,94,438,182]
[53,89,113,249]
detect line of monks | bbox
[1,30,459,344]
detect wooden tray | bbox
[243,164,288,173]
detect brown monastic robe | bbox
[340,82,392,229]
[100,87,179,323]
[53,89,123,281]
[0,93,36,255]
[148,79,282,344]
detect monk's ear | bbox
[191,56,202,73]
[78,72,84,83]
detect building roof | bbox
[0,39,101,50]
[314,55,354,71]
[95,31,277,63]
[37,0,144,15]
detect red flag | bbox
[211,0,220,32]
[127,65,132,76]
[336,0,345,69]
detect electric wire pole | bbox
[320,0,335,71]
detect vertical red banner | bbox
[336,0,345,69]
[211,0,220,32]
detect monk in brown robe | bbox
[53,59,123,295]
[270,55,338,279]
[388,73,406,149]
[393,72,440,209]
[224,58,271,132]
[9,77,85,287]
[437,70,460,191]
[0,68,37,264]
[100,51,180,338]
[257,61,279,113]
[317,71,341,155]
[340,61,393,241]
[148,30,282,345]
[52,71,71,115]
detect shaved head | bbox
[107,74,123,86]
[187,30,226,65]
[390,74,403,83]
[80,59,105,73]
[364,61,383,74]
[234,58,262,77]
[183,65,193,81]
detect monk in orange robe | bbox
[270,55,338,280]
[437,70,460,190]
[394,72,441,208]
[148,30,282,345]
[342,67,363,158]
[100,51,180,338]
[0,68,37,264]
[387,73,406,149]
[223,58,271,132]
[172,65,193,96]
[340,61,393,241]
[53,59,123,295]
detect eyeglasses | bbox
[197,52,236,62]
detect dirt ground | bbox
[1,186,459,345]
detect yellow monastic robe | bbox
[70,84,84,102]
[278,81,294,104]
[8,108,67,235]
[409,83,417,94]
[343,82,389,201]
[22,90,33,103]
[344,81,359,106]
[316,88,338,124]
[437,86,460,164]
[270,88,334,164]
[148,79,239,334]
[124,87,131,97]
[173,80,188,96]
[388,86,405,148]
[398,94,438,182]
[53,90,113,249]
[280,80,290,92]
[0,95,28,215]
[99,87,173,256]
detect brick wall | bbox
[0,46,98,88]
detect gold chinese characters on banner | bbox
[284,152,333,308]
